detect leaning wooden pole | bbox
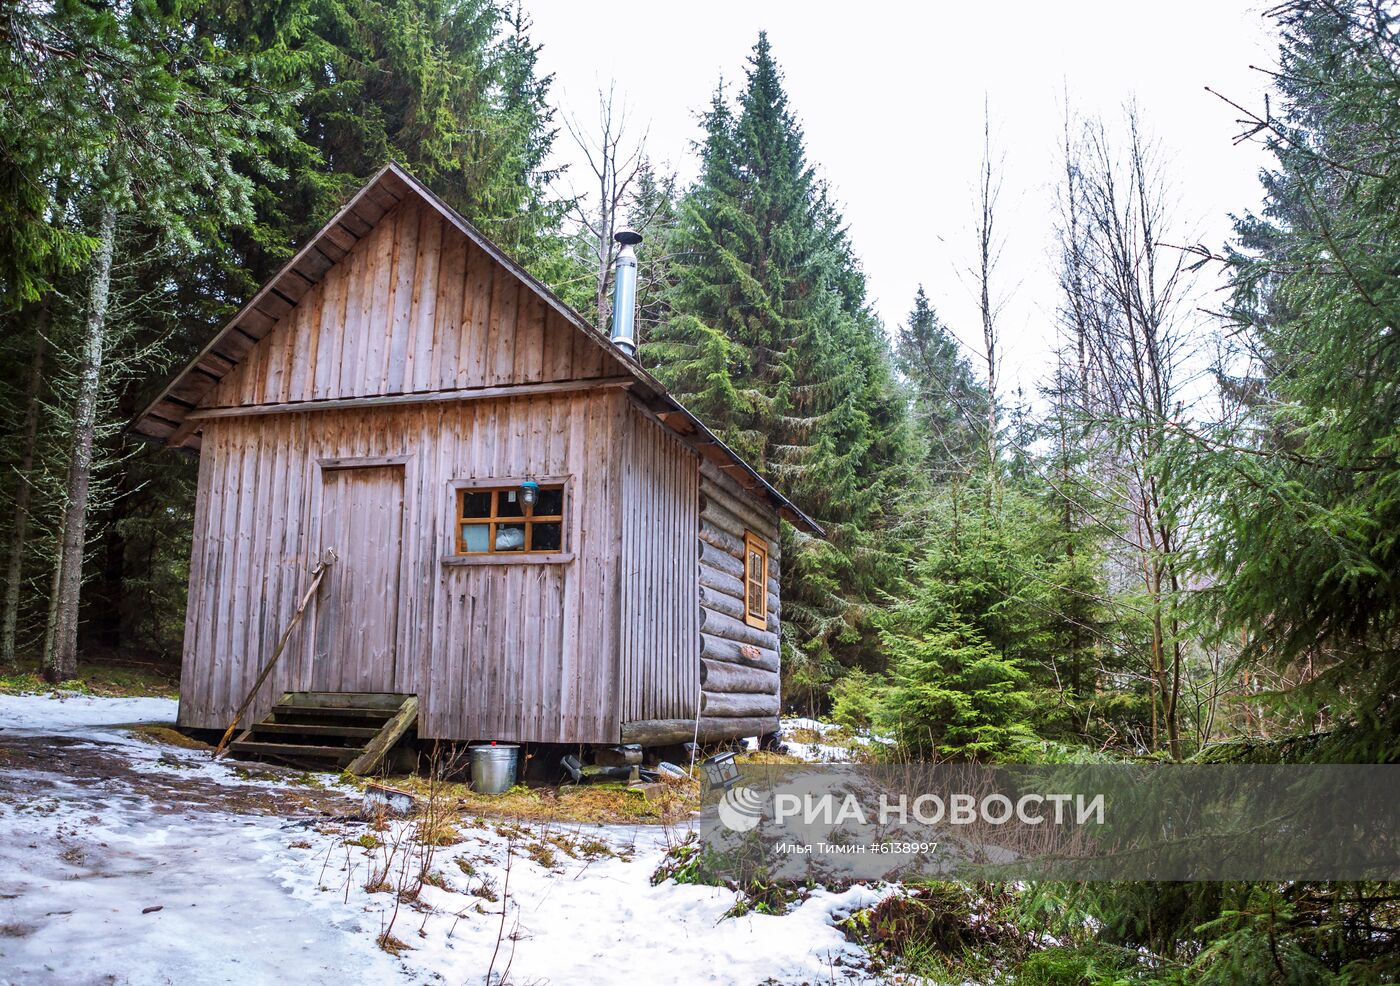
[213,553,334,758]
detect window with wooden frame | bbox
[743,531,769,629]
[456,484,565,555]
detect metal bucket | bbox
[469,743,520,794]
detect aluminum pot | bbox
[469,743,520,794]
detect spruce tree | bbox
[645,35,916,705]
[1193,0,1400,761]
[894,287,987,482]
[878,477,1134,756]
[194,0,569,289]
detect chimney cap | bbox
[613,228,643,247]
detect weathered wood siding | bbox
[178,390,626,743]
[173,175,795,747]
[697,459,783,730]
[618,404,701,723]
[312,464,405,693]
[204,199,610,409]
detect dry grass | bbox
[371,747,804,827]
[376,932,411,955]
[741,750,807,765]
[127,724,211,751]
[382,773,700,826]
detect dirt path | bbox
[0,733,354,819]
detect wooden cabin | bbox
[132,163,820,758]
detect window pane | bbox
[748,579,764,617]
[748,548,764,581]
[535,487,564,516]
[461,491,492,519]
[532,522,562,552]
[461,523,490,553]
[495,523,526,551]
[498,489,524,517]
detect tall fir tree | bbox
[1192,0,1400,761]
[894,286,987,483]
[644,35,916,706]
[192,0,569,296]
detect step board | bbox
[226,692,418,776]
[271,707,400,722]
[251,722,385,739]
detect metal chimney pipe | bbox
[609,228,643,356]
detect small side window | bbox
[743,531,769,630]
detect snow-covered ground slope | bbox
[0,694,888,985]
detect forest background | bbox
[3,2,1398,980]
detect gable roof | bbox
[131,162,821,534]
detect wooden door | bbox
[313,464,405,693]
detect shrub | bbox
[830,668,885,733]
[878,618,1037,761]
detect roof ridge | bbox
[129,163,821,534]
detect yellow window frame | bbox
[743,531,769,630]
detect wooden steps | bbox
[226,692,418,775]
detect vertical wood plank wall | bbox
[176,187,790,746]
[178,390,626,743]
[312,465,405,694]
[203,199,610,409]
[618,405,701,723]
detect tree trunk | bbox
[977,103,999,477]
[94,467,128,648]
[44,203,116,683]
[1,306,47,663]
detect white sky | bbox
[526,1,1279,395]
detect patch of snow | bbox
[278,819,888,984]
[0,694,891,985]
[0,786,401,985]
[780,717,869,763]
[0,692,176,737]
[0,694,396,985]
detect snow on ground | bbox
[0,694,892,985]
[780,717,891,764]
[0,692,176,736]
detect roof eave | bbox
[128,161,824,536]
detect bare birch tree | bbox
[1061,107,1199,759]
[972,100,1005,475]
[43,203,116,680]
[564,85,648,329]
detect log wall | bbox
[696,459,782,735]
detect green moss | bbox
[0,659,178,699]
